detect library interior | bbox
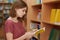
[0,0,60,40]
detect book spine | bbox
[50,9,57,23]
[55,9,60,24]
[36,0,41,4]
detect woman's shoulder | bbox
[5,18,13,24]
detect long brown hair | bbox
[9,0,28,24]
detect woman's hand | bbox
[25,31,34,39]
[25,29,38,39]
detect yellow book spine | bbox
[50,9,57,23]
[55,9,60,24]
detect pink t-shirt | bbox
[5,20,26,39]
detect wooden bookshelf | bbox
[0,0,60,40]
[32,4,42,9]
[26,0,42,40]
[0,0,13,39]
[31,20,41,24]
[41,0,60,40]
[31,19,41,23]
[27,0,60,40]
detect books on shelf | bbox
[4,14,9,20]
[36,0,42,4]
[0,0,3,3]
[4,0,16,3]
[50,9,57,23]
[4,0,9,3]
[3,10,10,14]
[0,18,3,23]
[30,22,40,39]
[13,0,16,2]
[4,5,11,9]
[55,9,60,25]
[8,0,13,3]
[49,28,60,40]
[30,21,45,40]
[35,27,45,36]
[41,0,42,4]
[50,9,60,25]
[0,6,3,10]
[30,22,40,30]
[0,13,2,17]
[37,10,41,21]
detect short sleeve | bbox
[5,21,13,33]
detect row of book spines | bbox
[37,11,41,21]
[0,0,16,3]
[0,5,11,10]
[49,28,60,40]
[36,0,42,4]
[50,9,60,24]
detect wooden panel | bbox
[42,20,60,26]
[32,4,42,9]
[42,3,56,22]
[40,23,53,40]
[26,0,34,31]
[0,27,5,38]
[26,0,41,31]
[43,0,60,3]
[56,3,60,9]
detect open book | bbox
[34,27,45,37]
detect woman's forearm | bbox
[14,34,26,40]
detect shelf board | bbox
[0,10,3,12]
[32,4,42,9]
[42,21,60,26]
[43,0,60,4]
[31,19,41,24]
[0,3,12,5]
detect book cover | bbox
[30,22,36,30]
[50,9,57,23]
[35,27,45,36]
[49,29,56,40]
[55,30,60,40]
[52,29,59,40]
[49,29,60,40]
[55,9,60,25]
[41,0,42,4]
[36,0,41,4]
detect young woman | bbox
[5,0,36,40]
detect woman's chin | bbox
[18,16,22,18]
[18,16,23,18]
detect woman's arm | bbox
[14,32,35,40]
[6,32,26,40]
[6,32,13,40]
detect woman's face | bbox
[15,7,27,18]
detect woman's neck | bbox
[8,17,18,23]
